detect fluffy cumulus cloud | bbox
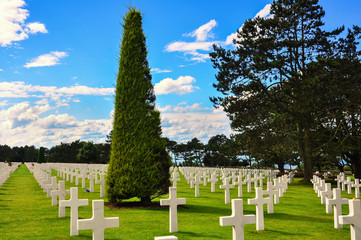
[0,0,47,46]
[154,76,199,95]
[161,111,231,143]
[165,20,219,62]
[150,68,172,74]
[225,3,272,45]
[157,102,232,143]
[0,81,114,106]
[184,19,217,41]
[0,101,112,147]
[24,51,67,68]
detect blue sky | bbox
[0,0,360,147]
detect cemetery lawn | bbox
[0,165,353,240]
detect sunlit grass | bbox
[0,164,352,239]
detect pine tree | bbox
[106,8,171,205]
[37,147,45,163]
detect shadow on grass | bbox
[267,212,330,223]
[182,204,229,214]
[179,230,223,239]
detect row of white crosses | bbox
[49,163,107,198]
[219,179,288,240]
[336,173,361,198]
[176,167,290,240]
[26,163,119,240]
[0,162,20,187]
[312,174,361,240]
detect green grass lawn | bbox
[0,164,354,239]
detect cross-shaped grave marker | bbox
[220,199,256,240]
[79,170,88,188]
[326,188,349,228]
[320,182,333,205]
[220,177,235,204]
[234,175,246,198]
[208,172,218,193]
[160,187,186,232]
[193,174,203,197]
[78,200,119,240]
[59,187,89,235]
[339,199,361,240]
[44,176,58,198]
[88,172,97,192]
[352,179,361,199]
[248,187,272,230]
[346,177,353,194]
[263,182,278,213]
[95,173,106,198]
[244,174,253,193]
[170,170,180,188]
[51,180,70,207]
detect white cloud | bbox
[225,3,272,45]
[0,0,47,46]
[166,41,214,53]
[0,100,9,107]
[173,103,210,113]
[0,69,3,71]
[255,4,272,18]
[151,68,172,74]
[161,110,231,143]
[24,51,67,68]
[0,81,114,107]
[25,22,47,34]
[154,76,199,95]
[0,101,112,147]
[185,20,217,41]
[165,21,218,63]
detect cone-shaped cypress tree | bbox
[107,8,171,205]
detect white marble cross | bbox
[248,187,272,230]
[170,170,180,188]
[220,177,235,204]
[202,171,208,186]
[193,174,203,197]
[77,200,119,240]
[263,182,278,213]
[352,179,361,198]
[339,199,361,240]
[326,188,349,228]
[59,187,89,235]
[51,180,70,207]
[234,176,246,197]
[44,176,58,198]
[346,177,353,194]
[220,199,256,240]
[160,187,186,233]
[340,175,347,191]
[79,170,88,188]
[88,172,97,192]
[95,173,106,198]
[208,173,218,193]
[244,174,253,193]
[320,183,333,204]
[154,236,178,240]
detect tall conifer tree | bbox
[107,8,171,205]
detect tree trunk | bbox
[303,128,313,182]
[350,152,361,179]
[141,195,151,206]
[278,162,285,174]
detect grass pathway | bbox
[0,164,353,239]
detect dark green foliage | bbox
[76,142,99,163]
[209,0,361,181]
[106,7,170,205]
[37,147,45,163]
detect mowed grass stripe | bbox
[0,165,353,239]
